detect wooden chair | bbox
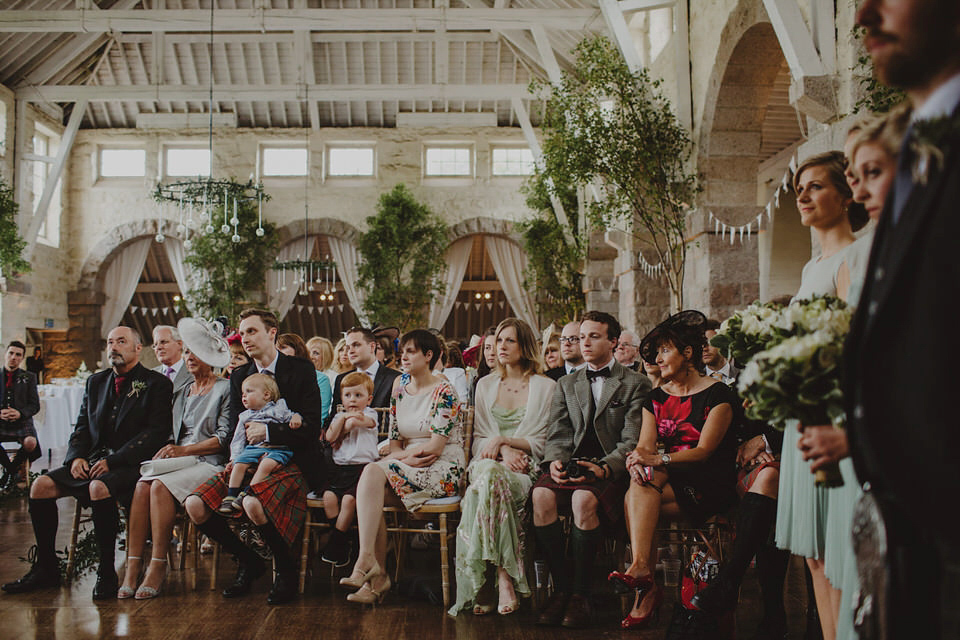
[298,406,391,593]
[0,440,31,490]
[383,406,474,609]
[65,498,132,583]
[170,510,204,590]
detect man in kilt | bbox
[185,308,324,605]
[531,310,651,628]
[2,327,172,599]
[0,341,42,490]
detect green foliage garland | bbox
[531,36,699,310]
[0,177,31,280]
[852,24,906,114]
[357,184,448,331]
[154,180,278,320]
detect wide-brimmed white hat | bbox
[177,317,231,368]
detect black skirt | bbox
[45,464,141,507]
[531,472,629,527]
[324,463,365,498]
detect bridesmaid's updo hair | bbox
[399,329,443,369]
[793,150,869,232]
[495,317,543,377]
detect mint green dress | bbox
[449,405,537,615]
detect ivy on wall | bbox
[852,24,906,114]
[0,177,31,283]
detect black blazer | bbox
[844,105,960,541]
[65,363,173,469]
[327,363,401,428]
[545,366,566,381]
[230,353,325,490]
[0,368,40,434]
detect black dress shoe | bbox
[536,591,569,626]
[222,557,266,598]
[0,472,14,492]
[2,564,60,594]
[752,614,788,640]
[92,570,119,600]
[267,571,297,605]
[690,579,736,616]
[561,594,594,628]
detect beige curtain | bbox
[101,238,152,338]
[427,237,473,329]
[327,237,370,327]
[484,235,539,333]
[267,238,317,321]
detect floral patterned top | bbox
[388,379,462,445]
[642,381,738,522]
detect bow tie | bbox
[586,368,611,380]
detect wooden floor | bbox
[0,492,811,640]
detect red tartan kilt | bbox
[190,464,307,547]
[736,459,780,497]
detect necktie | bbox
[709,372,724,382]
[164,366,175,380]
[891,125,916,225]
[586,368,610,381]
[114,375,127,395]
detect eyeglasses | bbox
[559,336,580,344]
[618,343,636,349]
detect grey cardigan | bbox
[171,377,233,467]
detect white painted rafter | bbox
[761,0,826,79]
[16,83,538,102]
[0,8,600,33]
[598,0,643,73]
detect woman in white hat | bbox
[118,318,233,600]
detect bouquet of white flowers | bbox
[736,296,853,487]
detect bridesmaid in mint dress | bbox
[449,318,554,616]
[778,150,865,640]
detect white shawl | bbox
[472,372,555,461]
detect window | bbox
[165,147,210,177]
[424,146,472,176]
[327,146,375,177]
[31,125,61,247]
[100,148,146,177]
[492,147,535,176]
[261,146,308,177]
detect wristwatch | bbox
[661,453,672,466]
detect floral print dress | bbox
[643,382,738,524]
[375,379,464,511]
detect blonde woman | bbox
[450,318,555,616]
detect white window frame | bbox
[491,145,536,177]
[325,143,377,180]
[32,123,61,248]
[423,143,474,179]
[163,145,211,178]
[97,147,147,180]
[259,143,309,179]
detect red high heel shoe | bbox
[607,570,654,592]
[620,584,664,630]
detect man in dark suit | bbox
[835,1,960,637]
[614,330,642,372]
[545,321,586,381]
[532,311,651,628]
[328,327,400,427]
[185,308,324,605]
[25,346,44,384]
[0,341,41,490]
[2,327,172,599]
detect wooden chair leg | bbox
[190,522,200,591]
[438,513,450,609]
[299,510,313,594]
[177,519,188,570]
[65,500,82,583]
[211,539,220,591]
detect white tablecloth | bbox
[36,384,85,451]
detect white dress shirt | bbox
[586,358,616,406]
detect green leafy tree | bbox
[357,184,448,331]
[531,35,699,310]
[155,181,278,320]
[0,177,31,282]
[518,172,585,324]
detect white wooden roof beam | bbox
[598,0,643,73]
[761,0,826,79]
[0,8,600,33]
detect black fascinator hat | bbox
[639,310,709,373]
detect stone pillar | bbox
[67,289,105,371]
[584,230,619,317]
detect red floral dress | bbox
[643,383,738,523]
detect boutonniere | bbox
[910,113,960,185]
[128,380,147,398]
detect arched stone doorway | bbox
[693,15,807,318]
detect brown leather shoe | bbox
[536,591,569,626]
[561,593,594,628]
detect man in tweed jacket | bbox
[531,311,651,628]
